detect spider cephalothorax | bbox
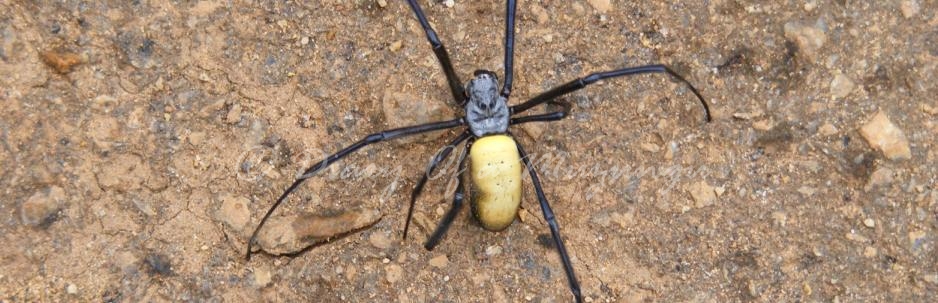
[465,70,509,137]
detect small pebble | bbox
[530,5,549,24]
[485,245,503,256]
[429,254,448,268]
[818,123,838,136]
[783,21,827,61]
[145,253,173,276]
[377,0,387,8]
[610,211,635,228]
[389,40,403,52]
[753,119,774,131]
[863,218,875,228]
[20,186,66,226]
[66,283,77,294]
[300,36,310,45]
[687,181,717,208]
[714,186,726,197]
[386,264,403,283]
[798,186,816,197]
[442,0,454,8]
[216,194,251,232]
[771,211,788,227]
[908,230,927,252]
[370,232,393,249]
[187,131,206,145]
[587,0,612,13]
[664,142,677,160]
[226,104,242,124]
[922,104,938,116]
[640,142,660,153]
[40,49,83,73]
[803,0,817,11]
[254,266,272,287]
[859,111,911,161]
[863,246,877,258]
[846,231,869,243]
[830,73,856,99]
[732,111,763,120]
[517,209,528,223]
[900,0,920,18]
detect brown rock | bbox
[900,0,920,18]
[253,208,382,255]
[818,123,838,136]
[588,0,612,13]
[428,254,448,268]
[253,265,272,287]
[687,181,717,208]
[783,21,827,61]
[830,73,856,99]
[369,231,393,249]
[864,167,894,191]
[21,186,66,226]
[386,264,403,283]
[40,49,83,74]
[859,111,911,161]
[216,194,251,232]
[226,104,243,124]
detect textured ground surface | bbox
[2,0,937,302]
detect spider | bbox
[247,1,711,301]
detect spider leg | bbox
[500,0,518,98]
[246,117,466,260]
[516,141,583,303]
[424,139,472,250]
[406,0,465,106]
[510,64,711,122]
[404,130,471,240]
[509,100,570,125]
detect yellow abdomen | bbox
[469,135,523,231]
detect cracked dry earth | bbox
[2,1,937,302]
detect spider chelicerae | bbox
[247,1,712,301]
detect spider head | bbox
[465,70,509,136]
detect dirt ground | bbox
[2,0,937,302]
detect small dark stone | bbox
[138,39,155,58]
[102,289,122,303]
[800,252,821,269]
[536,234,552,249]
[717,48,753,73]
[146,253,173,276]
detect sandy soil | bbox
[2,0,937,302]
